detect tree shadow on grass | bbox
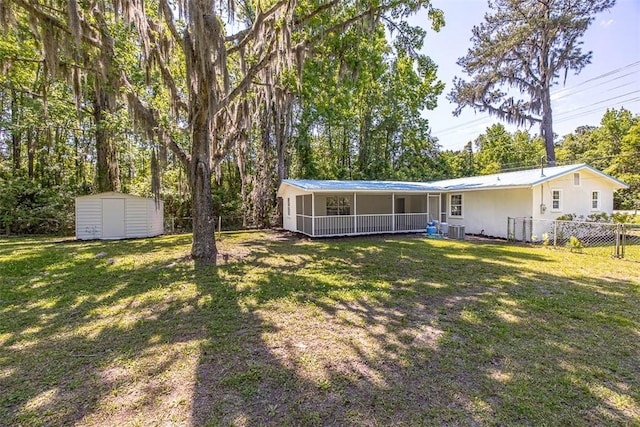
[1,232,639,425]
[191,233,640,424]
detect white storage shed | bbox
[75,192,164,240]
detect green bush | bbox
[0,177,75,235]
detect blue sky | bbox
[411,0,640,151]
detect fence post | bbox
[171,216,175,233]
[553,221,557,248]
[218,216,222,240]
[615,223,621,258]
[507,217,512,241]
[621,224,626,259]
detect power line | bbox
[555,97,640,124]
[550,60,640,96]
[432,60,640,136]
[554,90,640,118]
[550,71,639,102]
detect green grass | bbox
[1,231,639,426]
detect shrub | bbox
[0,177,74,235]
[567,235,583,252]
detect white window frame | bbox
[591,191,600,211]
[573,173,581,186]
[326,196,351,216]
[449,194,463,218]
[287,197,291,217]
[551,189,562,212]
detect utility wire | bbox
[432,60,640,136]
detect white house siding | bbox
[530,170,618,240]
[147,200,164,236]
[446,188,532,239]
[532,169,616,221]
[125,198,150,238]
[75,198,103,240]
[281,186,306,232]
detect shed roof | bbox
[75,191,156,200]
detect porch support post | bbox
[392,192,395,232]
[311,193,315,237]
[426,193,430,222]
[353,192,357,234]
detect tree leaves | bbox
[449,0,616,165]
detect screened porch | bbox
[295,192,444,237]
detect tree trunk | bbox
[27,129,35,178]
[11,131,21,172]
[252,106,273,228]
[11,91,21,172]
[94,87,120,192]
[540,85,556,167]
[190,117,217,266]
[274,100,288,228]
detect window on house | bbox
[574,173,581,186]
[326,196,351,216]
[591,191,600,210]
[450,194,463,217]
[552,190,562,211]
[287,197,291,216]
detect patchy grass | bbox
[1,231,639,426]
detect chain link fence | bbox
[165,215,245,234]
[507,217,640,261]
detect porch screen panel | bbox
[296,196,303,215]
[296,196,302,232]
[303,195,312,234]
[303,195,312,216]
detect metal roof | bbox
[280,179,443,192]
[279,164,628,194]
[429,163,628,190]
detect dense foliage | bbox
[0,0,637,242]
[448,0,616,165]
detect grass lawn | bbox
[1,231,639,426]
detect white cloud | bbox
[600,19,614,28]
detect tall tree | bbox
[448,0,615,166]
[3,0,440,264]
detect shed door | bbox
[102,198,125,239]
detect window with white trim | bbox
[573,173,581,186]
[287,197,291,216]
[552,190,562,211]
[326,196,351,216]
[450,194,463,217]
[591,191,600,210]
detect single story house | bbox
[76,192,164,240]
[276,163,628,239]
